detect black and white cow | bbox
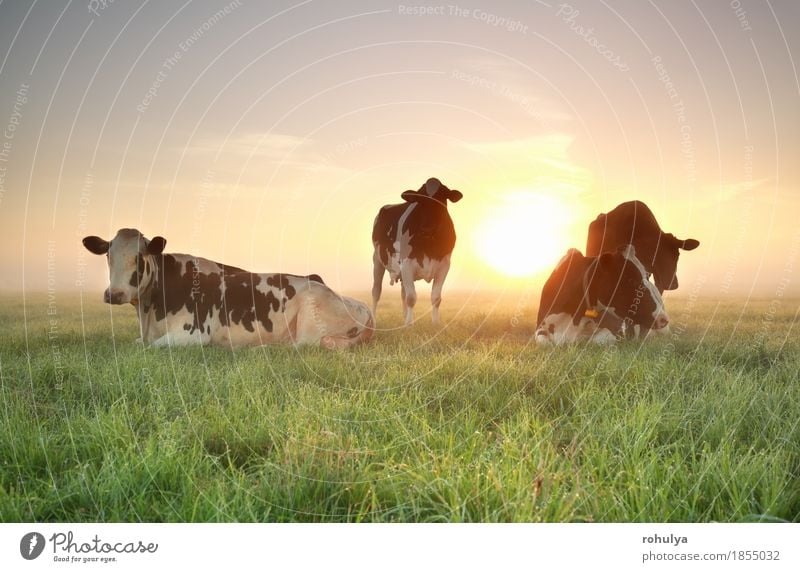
[586,200,700,293]
[535,245,670,345]
[371,177,462,325]
[83,228,373,348]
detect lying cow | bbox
[371,177,462,325]
[586,200,699,293]
[535,245,670,345]
[82,228,373,348]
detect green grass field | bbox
[1,291,798,522]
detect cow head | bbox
[401,177,462,206]
[587,244,670,333]
[646,233,700,292]
[82,228,166,305]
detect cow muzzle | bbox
[653,313,670,330]
[104,288,128,305]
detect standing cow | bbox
[586,200,699,293]
[83,228,373,348]
[371,177,462,325]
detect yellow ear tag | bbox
[130,298,139,307]
[584,308,599,319]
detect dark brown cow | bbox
[586,201,699,293]
[535,245,670,345]
[83,229,373,348]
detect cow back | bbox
[586,201,662,271]
[537,249,590,326]
[373,200,456,265]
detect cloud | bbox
[708,177,771,203]
[454,55,573,125]
[461,134,592,196]
[180,132,355,185]
[184,132,314,161]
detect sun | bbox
[473,191,574,277]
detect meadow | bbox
[1,290,798,522]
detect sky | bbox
[0,0,798,299]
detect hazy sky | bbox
[0,0,798,298]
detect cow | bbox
[371,177,462,325]
[535,244,670,346]
[586,200,699,293]
[82,228,373,348]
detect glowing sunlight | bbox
[473,191,573,278]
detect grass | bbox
[1,290,798,522]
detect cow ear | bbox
[146,236,166,255]
[448,189,463,203]
[401,190,420,202]
[83,236,109,255]
[597,251,616,269]
[681,238,700,251]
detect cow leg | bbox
[430,256,450,325]
[589,329,617,345]
[400,284,408,322]
[151,328,208,347]
[400,261,417,326]
[371,251,384,318]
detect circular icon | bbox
[20,532,46,560]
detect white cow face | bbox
[82,228,166,305]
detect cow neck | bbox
[137,252,165,316]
